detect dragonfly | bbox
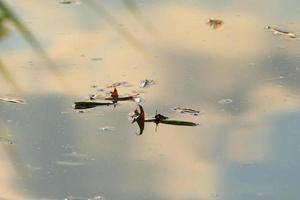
[132,105,198,135]
[74,88,139,110]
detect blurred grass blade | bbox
[0,1,45,56]
[84,0,147,54]
[0,1,68,90]
[0,59,22,93]
[122,0,158,36]
[0,125,28,178]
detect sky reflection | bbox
[1,0,300,200]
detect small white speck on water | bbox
[218,98,233,104]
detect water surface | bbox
[1,0,300,199]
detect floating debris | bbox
[59,0,81,5]
[218,98,233,104]
[56,160,85,166]
[96,88,105,92]
[0,137,14,145]
[207,18,223,29]
[90,57,102,61]
[89,94,105,100]
[61,144,74,150]
[133,97,142,103]
[99,126,115,132]
[65,196,104,200]
[59,0,72,4]
[106,81,131,88]
[76,109,94,114]
[173,107,201,116]
[63,152,94,161]
[266,26,298,39]
[0,96,25,104]
[140,79,155,88]
[132,89,145,94]
[263,75,285,82]
[26,164,41,172]
[90,85,97,88]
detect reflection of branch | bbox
[0,59,22,93]
[84,0,147,55]
[122,0,159,36]
[0,1,68,90]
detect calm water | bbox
[1,0,300,199]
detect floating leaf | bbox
[145,118,198,126]
[55,160,84,166]
[99,126,115,132]
[0,96,25,104]
[0,136,14,145]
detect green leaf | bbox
[159,120,198,126]
[144,118,198,126]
